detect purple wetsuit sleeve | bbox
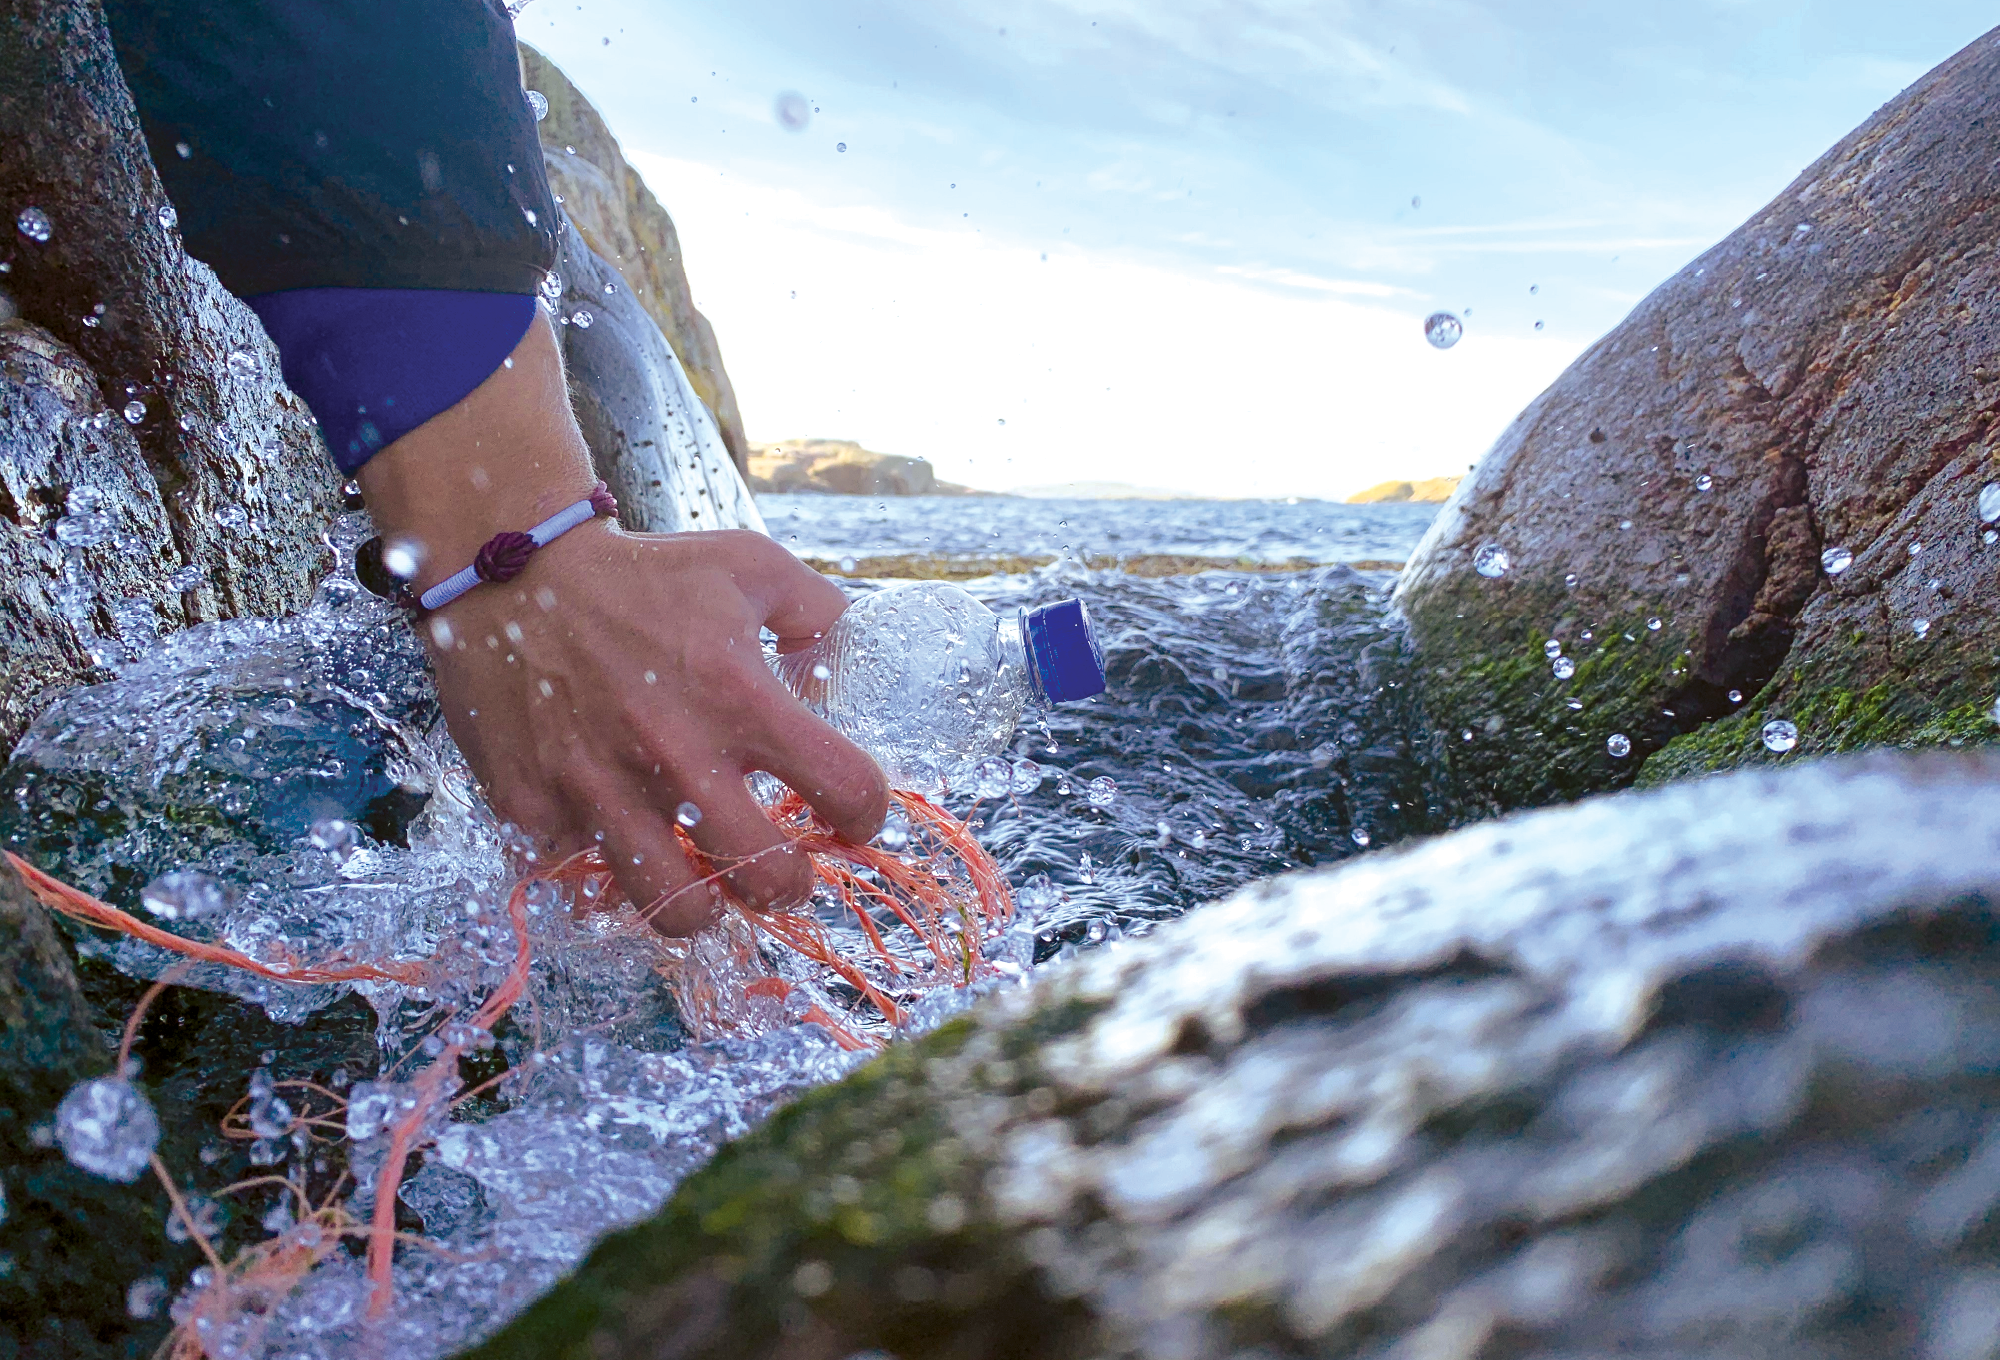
[245,288,538,474]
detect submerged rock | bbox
[472,748,2000,1360]
[1394,27,2000,811]
[522,43,751,478]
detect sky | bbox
[519,1,1997,499]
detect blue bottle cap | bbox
[1021,598,1106,703]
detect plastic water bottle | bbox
[774,581,1105,792]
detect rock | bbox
[0,0,342,753]
[750,439,979,496]
[521,44,751,479]
[1392,28,2000,813]
[468,748,2000,1360]
[1346,476,1461,504]
[550,214,762,535]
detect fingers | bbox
[673,775,818,911]
[594,797,725,937]
[725,532,850,643]
[752,701,890,845]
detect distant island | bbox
[747,439,985,496]
[1345,476,1462,504]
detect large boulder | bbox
[521,44,752,479]
[1393,26,2000,813]
[470,748,2000,1360]
[0,0,342,753]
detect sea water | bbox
[3,495,1440,1358]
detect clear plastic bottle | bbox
[774,581,1105,792]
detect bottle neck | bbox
[1002,608,1046,704]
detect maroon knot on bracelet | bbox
[474,531,537,583]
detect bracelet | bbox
[353,481,619,612]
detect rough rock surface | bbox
[1393,27,2000,813]
[521,44,751,478]
[471,749,2000,1360]
[750,438,979,496]
[0,0,342,753]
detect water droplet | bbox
[1606,733,1631,758]
[381,536,422,580]
[1563,573,1579,588]
[1728,689,1743,704]
[570,308,594,329]
[1010,758,1043,793]
[1349,826,1371,847]
[226,349,258,379]
[675,801,703,828]
[156,203,177,231]
[836,142,848,152]
[1534,320,1545,331]
[1913,617,1931,639]
[16,206,51,242]
[54,1078,158,1182]
[173,140,191,159]
[122,399,145,425]
[811,662,831,681]
[308,817,359,861]
[1422,311,1463,349]
[53,486,111,547]
[1543,639,1562,658]
[1552,657,1576,680]
[877,812,911,852]
[1980,483,2000,524]
[525,89,549,121]
[126,1276,168,1319]
[1618,519,1633,531]
[1695,473,1713,492]
[1472,543,1510,578]
[522,207,538,227]
[140,869,228,922]
[1909,542,1923,556]
[775,91,810,130]
[968,756,1012,800]
[1309,743,1335,768]
[1988,531,2000,547]
[838,556,857,572]
[539,271,563,307]
[1821,546,1852,575]
[1760,718,1799,753]
[1085,776,1117,808]
[1646,617,1662,631]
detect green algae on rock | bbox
[1394,25,2000,810]
[468,749,2000,1360]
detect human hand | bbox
[357,315,886,933]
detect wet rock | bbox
[551,216,763,535]
[1393,27,2000,812]
[471,748,2000,1360]
[0,0,342,753]
[522,43,751,478]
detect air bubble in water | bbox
[675,801,703,828]
[123,399,146,425]
[1760,718,1799,753]
[775,91,810,130]
[1606,733,1631,758]
[1349,826,1371,847]
[308,817,359,861]
[54,1078,158,1182]
[1552,657,1576,680]
[967,756,1012,799]
[140,869,227,921]
[1821,546,1852,575]
[570,308,594,329]
[525,89,549,121]
[1085,776,1117,807]
[1472,543,1510,578]
[17,206,51,241]
[1422,311,1463,349]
